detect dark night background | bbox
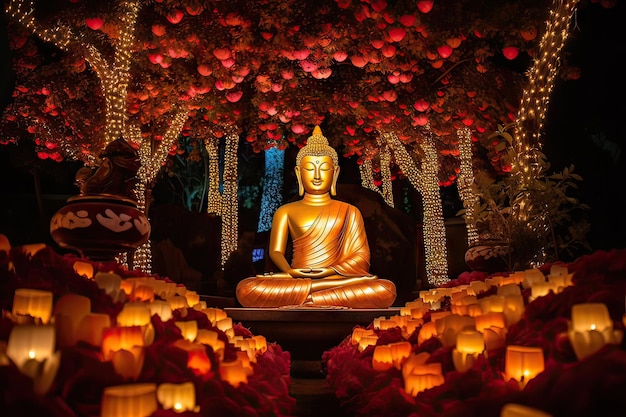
[0,2,624,259]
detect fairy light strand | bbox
[383,129,449,287]
[205,139,222,215]
[221,131,239,266]
[359,159,379,193]
[378,139,394,208]
[456,127,479,246]
[513,0,578,187]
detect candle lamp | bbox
[175,320,198,342]
[95,272,124,302]
[167,295,189,311]
[184,290,200,307]
[402,318,424,339]
[529,281,558,302]
[522,268,545,289]
[435,314,475,348]
[195,329,225,360]
[116,302,155,345]
[73,260,94,279]
[157,381,199,413]
[219,359,249,387]
[76,313,111,347]
[173,339,213,375]
[6,324,56,375]
[148,300,173,321]
[101,383,157,417]
[351,327,375,345]
[252,335,267,353]
[568,302,623,360]
[357,334,379,352]
[131,285,155,302]
[401,351,432,379]
[20,243,46,257]
[53,293,91,347]
[501,403,553,417]
[417,321,438,345]
[12,288,54,324]
[202,307,228,325]
[504,345,545,389]
[497,284,521,297]
[452,329,484,372]
[503,295,525,326]
[102,326,145,361]
[372,341,412,371]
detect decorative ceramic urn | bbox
[50,194,150,261]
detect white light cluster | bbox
[205,140,223,216]
[383,130,449,287]
[378,139,394,208]
[220,132,239,267]
[456,128,479,247]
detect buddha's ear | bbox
[294,166,304,196]
[331,165,340,196]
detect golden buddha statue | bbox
[235,126,397,308]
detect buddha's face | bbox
[296,155,339,195]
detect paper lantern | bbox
[175,320,198,342]
[184,290,200,307]
[504,345,545,388]
[202,308,228,325]
[95,272,123,300]
[219,360,249,387]
[167,295,189,311]
[216,317,233,337]
[529,282,558,301]
[501,403,552,417]
[502,46,520,60]
[483,327,507,351]
[20,243,46,257]
[76,313,111,347]
[6,324,55,373]
[522,269,545,289]
[117,303,151,327]
[12,288,54,324]
[417,321,438,345]
[357,334,379,352]
[73,260,94,279]
[111,346,145,380]
[404,372,444,396]
[0,233,10,252]
[475,312,506,332]
[372,341,412,371]
[195,329,225,360]
[173,340,212,375]
[503,295,525,326]
[435,314,475,348]
[53,293,91,347]
[252,335,267,353]
[497,284,521,296]
[157,382,198,413]
[102,326,145,361]
[452,329,484,372]
[132,285,155,302]
[351,327,374,345]
[148,300,173,321]
[101,383,157,417]
[568,303,623,360]
[401,352,431,379]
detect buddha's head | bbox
[295,126,340,196]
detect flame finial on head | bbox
[296,125,339,166]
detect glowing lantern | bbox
[501,403,552,417]
[452,329,484,372]
[6,324,55,373]
[351,327,374,345]
[157,382,198,413]
[75,313,111,347]
[132,285,155,302]
[333,50,348,62]
[73,260,94,279]
[522,268,545,289]
[417,321,438,345]
[53,293,91,347]
[219,360,249,387]
[168,295,189,311]
[252,335,267,353]
[372,341,412,371]
[498,284,521,296]
[174,340,212,375]
[166,10,184,24]
[417,0,434,13]
[502,46,520,60]
[95,272,123,299]
[0,233,10,252]
[101,383,157,417]
[148,300,173,322]
[12,288,53,324]
[358,334,379,352]
[568,303,623,360]
[175,320,198,342]
[102,326,145,361]
[151,24,166,36]
[85,17,104,30]
[504,345,545,388]
[437,45,453,58]
[202,308,228,325]
[474,312,506,333]
[388,27,406,42]
[435,314,475,348]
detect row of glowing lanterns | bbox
[3,257,269,417]
[349,264,624,417]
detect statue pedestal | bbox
[225,307,400,377]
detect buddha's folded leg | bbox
[236,277,312,307]
[309,279,397,308]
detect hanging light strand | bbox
[377,137,394,208]
[220,131,239,267]
[205,139,222,215]
[456,127,479,246]
[513,0,579,187]
[359,159,379,194]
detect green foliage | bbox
[462,128,591,270]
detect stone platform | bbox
[225,307,400,377]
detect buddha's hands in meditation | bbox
[288,267,335,278]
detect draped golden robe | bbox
[236,202,397,308]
